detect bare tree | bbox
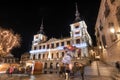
[0,27,21,57]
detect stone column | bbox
[35,53,39,59]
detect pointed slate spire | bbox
[38,19,45,34]
[74,3,81,22]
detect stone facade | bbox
[28,4,92,73]
[0,53,19,63]
[95,0,120,65]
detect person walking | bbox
[26,65,32,76]
[9,65,14,77]
[65,64,70,80]
[59,63,65,77]
[79,63,85,80]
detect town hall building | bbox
[28,3,92,73]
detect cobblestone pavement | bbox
[0,61,117,80]
[0,73,113,80]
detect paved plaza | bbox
[0,61,119,80]
[0,73,113,80]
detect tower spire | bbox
[38,18,45,34]
[75,3,81,22]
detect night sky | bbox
[0,0,101,58]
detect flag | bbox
[64,44,75,52]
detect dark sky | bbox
[0,0,101,58]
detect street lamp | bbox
[110,27,115,33]
[110,27,120,34]
[99,46,101,49]
[109,27,120,41]
[98,45,102,56]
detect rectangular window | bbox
[104,1,110,18]
[76,39,80,44]
[51,43,54,48]
[43,45,45,49]
[34,46,37,50]
[39,46,41,49]
[47,44,49,49]
[56,43,59,47]
[97,28,100,37]
[67,40,70,45]
[102,35,107,48]
[35,36,38,39]
[116,6,120,27]
[61,42,64,46]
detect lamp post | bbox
[110,27,120,35]
[109,27,120,43]
[110,27,115,33]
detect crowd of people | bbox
[60,45,87,80]
[59,62,85,80]
[6,65,32,76]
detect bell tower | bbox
[70,3,92,57]
[33,19,47,46]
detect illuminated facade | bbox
[95,0,120,64]
[0,53,19,63]
[29,4,92,73]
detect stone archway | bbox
[44,62,47,74]
[56,62,59,69]
[44,62,47,69]
[56,62,59,73]
[50,62,53,69]
[50,62,53,73]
